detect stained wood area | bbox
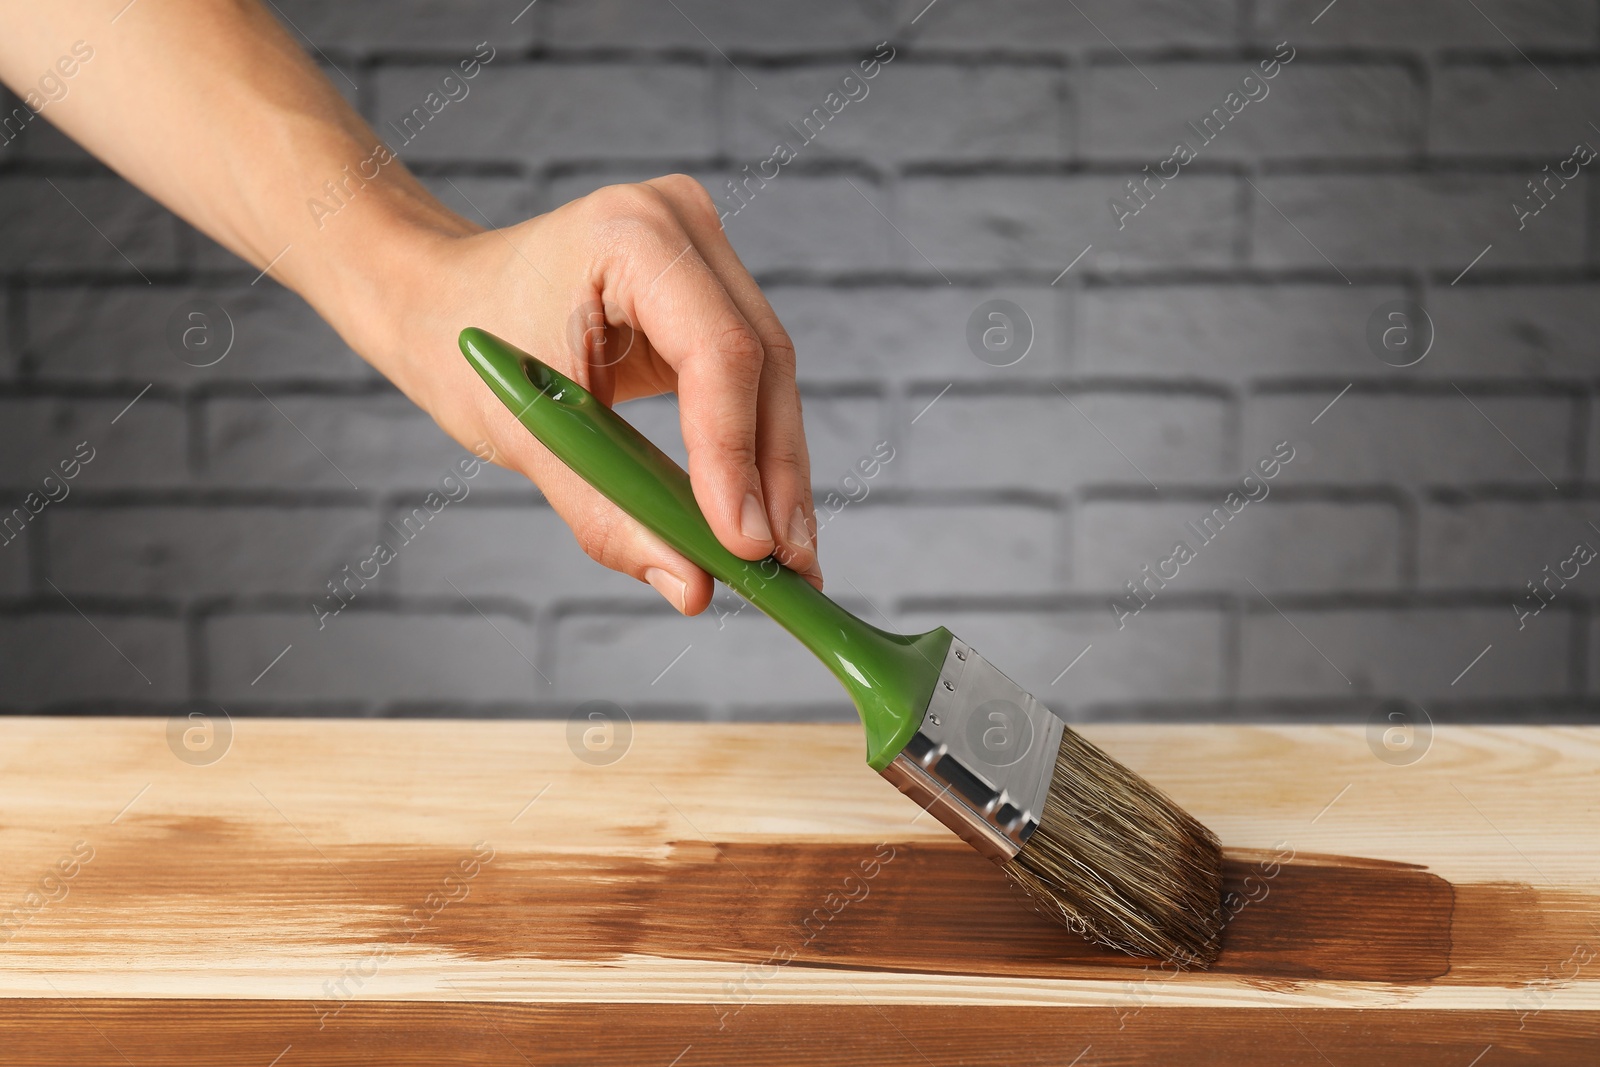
[0,718,1595,1064]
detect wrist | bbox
[288,181,477,392]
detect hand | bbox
[0,4,814,614]
[347,175,821,616]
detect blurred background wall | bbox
[1,0,1596,726]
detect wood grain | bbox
[1,1003,1596,1066]
[1,718,1596,1062]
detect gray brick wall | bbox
[2,0,1597,728]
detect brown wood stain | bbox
[0,1002,1594,1066]
[410,840,1458,982]
[58,816,1599,988]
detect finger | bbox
[476,394,714,615]
[644,175,820,585]
[551,472,715,615]
[588,183,775,562]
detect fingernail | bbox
[740,492,772,544]
[787,506,814,553]
[645,567,688,613]
[801,557,824,589]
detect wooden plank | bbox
[0,718,1596,1059]
[0,1003,1595,1066]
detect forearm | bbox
[0,0,469,351]
[1,0,823,607]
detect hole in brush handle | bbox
[520,356,581,405]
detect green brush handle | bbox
[459,327,950,769]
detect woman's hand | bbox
[346,175,821,616]
[0,3,818,614]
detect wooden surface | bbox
[1,717,1596,1064]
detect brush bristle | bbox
[998,726,1224,967]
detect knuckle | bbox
[719,436,760,473]
[765,435,811,482]
[591,182,660,216]
[585,184,671,240]
[712,322,765,367]
[697,422,758,473]
[659,173,721,228]
[761,331,797,376]
[573,514,623,571]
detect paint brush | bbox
[460,328,1225,965]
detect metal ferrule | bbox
[879,637,1065,862]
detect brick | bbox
[1431,67,1600,157]
[722,176,897,273]
[817,501,1063,602]
[1077,281,1588,382]
[1591,627,1600,698]
[1240,607,1568,699]
[1256,0,1595,48]
[0,89,27,158]
[1590,405,1600,479]
[819,400,897,487]
[553,609,844,709]
[269,2,536,53]
[900,176,1239,272]
[201,393,522,492]
[730,65,1065,165]
[1423,285,1600,379]
[26,285,372,384]
[389,504,643,604]
[1420,501,1600,591]
[771,284,1070,383]
[1081,284,1405,381]
[1248,175,1583,270]
[617,394,886,491]
[0,614,185,709]
[371,64,713,165]
[0,177,180,276]
[203,610,542,703]
[913,0,1238,49]
[548,0,887,51]
[46,507,380,599]
[0,397,187,491]
[905,393,1229,491]
[1243,394,1572,487]
[0,285,14,378]
[1086,63,1418,161]
[898,607,1228,705]
[0,528,27,595]
[804,405,896,491]
[1078,500,1401,593]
